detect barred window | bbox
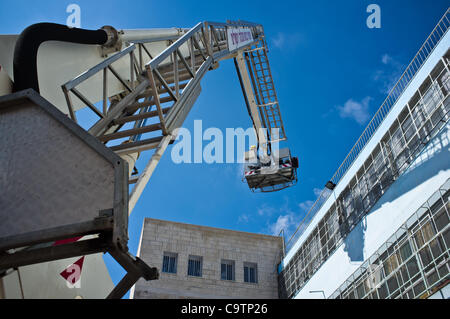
[221,259,235,281]
[188,255,202,277]
[244,262,258,283]
[162,252,177,274]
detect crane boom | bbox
[0,20,298,212]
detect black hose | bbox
[13,23,108,93]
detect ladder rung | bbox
[113,107,171,125]
[128,96,174,112]
[136,82,188,100]
[109,136,164,152]
[98,123,162,142]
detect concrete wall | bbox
[132,218,283,299]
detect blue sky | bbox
[1,0,448,297]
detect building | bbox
[277,10,450,299]
[131,218,283,299]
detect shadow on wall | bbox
[343,124,450,262]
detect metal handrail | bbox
[145,22,204,70]
[63,44,136,91]
[285,8,450,253]
[145,21,264,71]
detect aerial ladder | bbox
[0,20,298,298]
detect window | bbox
[221,260,235,281]
[162,252,177,274]
[244,262,258,283]
[399,241,413,262]
[188,255,202,277]
[383,252,399,276]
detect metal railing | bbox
[285,8,450,253]
[62,21,264,138]
[62,44,139,122]
[329,178,450,299]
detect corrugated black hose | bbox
[13,23,108,93]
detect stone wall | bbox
[132,218,283,299]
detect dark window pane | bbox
[399,241,413,262]
[227,265,233,280]
[419,246,433,267]
[384,254,399,276]
[356,283,365,298]
[407,258,420,277]
[414,231,425,249]
[221,263,227,280]
[433,207,449,232]
[426,269,439,287]
[378,283,388,299]
[387,275,399,294]
[250,267,256,283]
[438,263,449,278]
[244,263,257,283]
[221,261,234,281]
[400,265,409,282]
[162,256,169,273]
[429,238,444,259]
[413,280,426,297]
[421,221,436,243]
[162,253,177,274]
[188,257,202,277]
[443,228,450,249]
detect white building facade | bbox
[278,10,450,299]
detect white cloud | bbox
[238,214,250,224]
[373,54,405,94]
[261,185,332,238]
[271,32,305,50]
[298,200,314,212]
[261,200,302,237]
[272,32,286,49]
[381,54,393,65]
[337,97,372,125]
[257,204,276,216]
[313,187,323,198]
[269,213,296,236]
